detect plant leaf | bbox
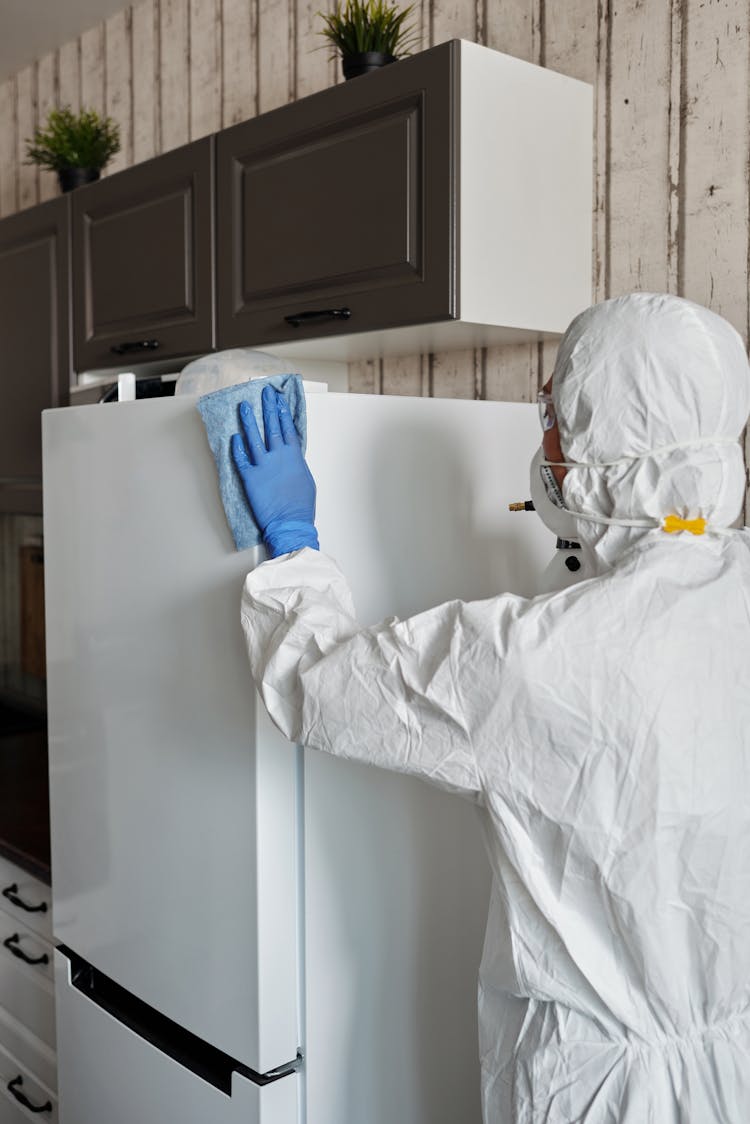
[25,106,121,171]
[316,0,417,57]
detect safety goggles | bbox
[537,390,556,432]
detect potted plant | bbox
[318,0,419,81]
[26,107,121,193]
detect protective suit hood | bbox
[551,293,750,570]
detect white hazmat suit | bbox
[241,293,750,1123]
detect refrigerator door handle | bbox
[59,947,297,1094]
[260,1052,304,1080]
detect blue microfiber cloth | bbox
[197,374,307,551]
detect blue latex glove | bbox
[231,385,319,558]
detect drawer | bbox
[55,950,298,1124]
[0,915,54,985]
[0,1089,44,1124]
[0,1004,56,1097]
[0,924,55,1051]
[0,1040,57,1123]
[0,857,52,944]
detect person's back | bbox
[474,530,750,1121]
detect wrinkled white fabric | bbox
[241,293,750,1122]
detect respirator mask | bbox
[529,446,580,542]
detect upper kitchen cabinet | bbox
[217,42,455,351]
[217,39,593,360]
[0,197,69,515]
[72,137,214,374]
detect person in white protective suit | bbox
[231,292,750,1123]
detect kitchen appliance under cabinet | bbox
[43,393,553,1123]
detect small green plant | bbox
[26,107,120,172]
[318,0,419,60]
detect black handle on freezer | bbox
[3,934,49,966]
[284,307,351,328]
[2,883,48,914]
[7,1076,52,1114]
[110,339,161,355]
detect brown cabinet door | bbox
[72,137,214,373]
[0,197,69,515]
[217,42,457,349]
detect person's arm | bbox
[241,549,481,797]
[232,388,481,799]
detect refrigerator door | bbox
[43,399,298,1073]
[302,393,551,1124]
[54,950,298,1124]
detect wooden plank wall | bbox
[0,0,747,473]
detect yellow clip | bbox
[662,515,707,536]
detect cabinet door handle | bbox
[3,934,49,966]
[110,339,161,355]
[2,883,48,914]
[7,1075,52,1114]
[284,307,352,328]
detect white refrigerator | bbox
[42,390,552,1124]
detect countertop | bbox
[0,701,51,885]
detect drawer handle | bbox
[3,934,49,967]
[2,883,48,914]
[110,339,161,355]
[7,1075,52,1114]
[284,307,352,328]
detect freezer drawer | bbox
[54,950,298,1124]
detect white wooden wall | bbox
[0,0,748,496]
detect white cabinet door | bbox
[43,400,298,1075]
[54,952,297,1124]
